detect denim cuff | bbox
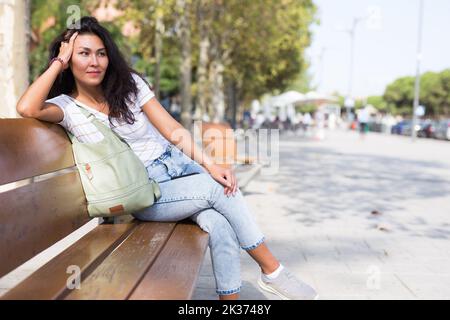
[216,286,242,295]
[241,236,265,251]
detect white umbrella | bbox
[270,91,306,106]
[303,91,338,103]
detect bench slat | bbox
[0,119,75,185]
[0,172,89,277]
[63,222,177,300]
[0,223,136,300]
[129,222,209,300]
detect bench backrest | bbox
[0,118,90,278]
[199,122,237,169]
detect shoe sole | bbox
[257,278,320,300]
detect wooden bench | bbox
[0,118,209,300]
[199,122,256,169]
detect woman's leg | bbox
[136,148,281,296]
[184,151,316,299]
[220,293,239,300]
[133,172,282,279]
[136,153,244,297]
[191,209,241,299]
[247,243,280,275]
[180,154,281,275]
[135,173,265,247]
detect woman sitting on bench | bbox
[16,16,317,300]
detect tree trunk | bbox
[0,0,30,118]
[209,56,225,123]
[226,80,238,129]
[195,0,210,121]
[177,0,192,128]
[153,0,164,99]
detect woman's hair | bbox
[48,16,147,126]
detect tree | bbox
[29,0,317,125]
[191,0,317,122]
[119,0,180,95]
[222,0,317,118]
[383,76,415,116]
[0,0,31,118]
[367,96,388,113]
[438,69,450,116]
[176,0,193,127]
[421,70,450,117]
[383,69,450,117]
[194,0,212,120]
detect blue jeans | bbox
[132,144,265,295]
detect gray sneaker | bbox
[257,268,319,300]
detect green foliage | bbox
[383,76,415,115]
[382,69,450,116]
[30,0,317,110]
[287,69,314,93]
[296,103,316,114]
[420,70,450,116]
[367,95,388,112]
[30,0,90,80]
[222,0,317,100]
[117,0,180,94]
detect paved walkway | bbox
[193,129,450,300]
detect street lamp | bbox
[338,7,382,122]
[347,17,364,104]
[340,17,364,122]
[316,46,327,91]
[412,0,424,141]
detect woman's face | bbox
[69,33,109,88]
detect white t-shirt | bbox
[45,73,169,167]
[357,108,369,123]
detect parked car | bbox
[401,120,417,136]
[434,119,450,140]
[391,120,412,135]
[417,120,438,138]
[367,120,382,133]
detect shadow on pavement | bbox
[257,144,450,239]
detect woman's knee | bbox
[191,174,223,202]
[192,209,235,238]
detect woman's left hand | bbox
[206,164,238,196]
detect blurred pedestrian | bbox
[357,107,369,138]
[302,112,312,136]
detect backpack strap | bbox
[67,101,131,148]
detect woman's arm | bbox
[142,97,238,196]
[16,62,64,122]
[16,32,78,123]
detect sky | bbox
[307,0,450,98]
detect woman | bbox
[16,16,317,300]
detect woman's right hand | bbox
[205,163,238,196]
[57,31,78,70]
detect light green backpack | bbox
[66,104,161,218]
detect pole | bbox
[345,17,363,122]
[317,47,326,90]
[348,20,356,99]
[412,0,424,141]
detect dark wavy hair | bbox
[47,16,148,126]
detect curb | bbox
[235,163,262,191]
